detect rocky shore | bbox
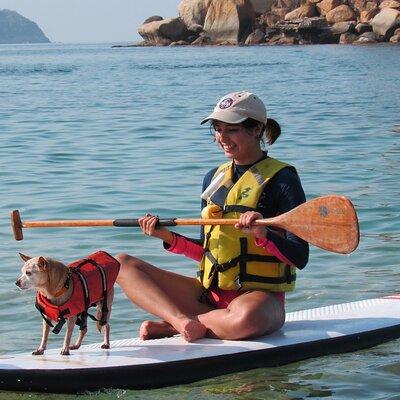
[137,0,400,45]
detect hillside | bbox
[0,9,50,44]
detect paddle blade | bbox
[280,195,360,254]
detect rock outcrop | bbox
[371,7,400,37]
[0,9,50,44]
[138,17,191,45]
[138,0,400,45]
[203,0,255,44]
[178,0,213,28]
[325,5,357,23]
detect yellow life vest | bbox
[199,157,297,292]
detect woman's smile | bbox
[213,121,263,165]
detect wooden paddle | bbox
[10,195,359,254]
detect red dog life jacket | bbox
[35,251,120,333]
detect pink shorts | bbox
[206,288,285,309]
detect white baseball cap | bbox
[201,91,267,125]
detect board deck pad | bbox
[1,295,399,393]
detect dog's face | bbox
[16,253,49,290]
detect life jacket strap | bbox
[205,250,281,275]
[75,258,110,326]
[35,299,54,328]
[223,205,256,214]
[52,309,69,334]
[76,312,88,330]
[204,238,295,285]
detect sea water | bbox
[0,43,399,399]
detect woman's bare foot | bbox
[139,320,178,340]
[174,317,207,342]
[140,317,207,342]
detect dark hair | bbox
[241,118,281,145]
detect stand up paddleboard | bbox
[1,294,399,393]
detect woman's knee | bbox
[115,253,143,282]
[233,302,285,338]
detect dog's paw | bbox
[32,349,44,356]
[60,348,70,356]
[101,343,110,349]
[69,344,80,350]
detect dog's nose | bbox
[15,279,21,287]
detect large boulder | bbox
[178,0,213,28]
[371,7,400,37]
[143,16,163,24]
[285,3,318,20]
[326,5,357,23]
[379,0,400,10]
[245,28,266,43]
[317,0,344,16]
[359,7,380,22]
[340,32,359,42]
[203,0,255,43]
[331,20,356,33]
[138,18,190,45]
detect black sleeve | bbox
[260,168,309,269]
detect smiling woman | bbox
[116,91,309,343]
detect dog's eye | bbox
[25,271,32,276]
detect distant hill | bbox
[0,9,50,44]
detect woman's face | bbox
[213,121,262,165]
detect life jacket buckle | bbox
[52,316,66,334]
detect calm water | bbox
[0,43,399,399]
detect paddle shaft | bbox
[19,217,280,228]
[10,195,360,253]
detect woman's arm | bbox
[237,168,309,269]
[163,233,204,262]
[259,168,309,269]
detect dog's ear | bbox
[38,257,48,271]
[19,253,31,262]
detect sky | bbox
[0,0,179,43]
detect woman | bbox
[116,91,309,342]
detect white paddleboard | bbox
[1,294,399,393]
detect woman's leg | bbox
[197,291,285,340]
[115,253,213,341]
[142,291,285,341]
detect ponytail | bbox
[265,118,281,145]
[240,117,282,146]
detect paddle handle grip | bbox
[115,218,279,227]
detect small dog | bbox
[15,251,119,356]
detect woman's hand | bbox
[234,211,267,240]
[138,214,174,244]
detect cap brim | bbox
[200,110,248,125]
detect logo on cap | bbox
[219,98,233,109]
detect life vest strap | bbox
[240,269,296,285]
[74,258,109,326]
[204,238,295,286]
[223,205,256,214]
[52,309,70,334]
[205,250,281,276]
[35,299,55,328]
